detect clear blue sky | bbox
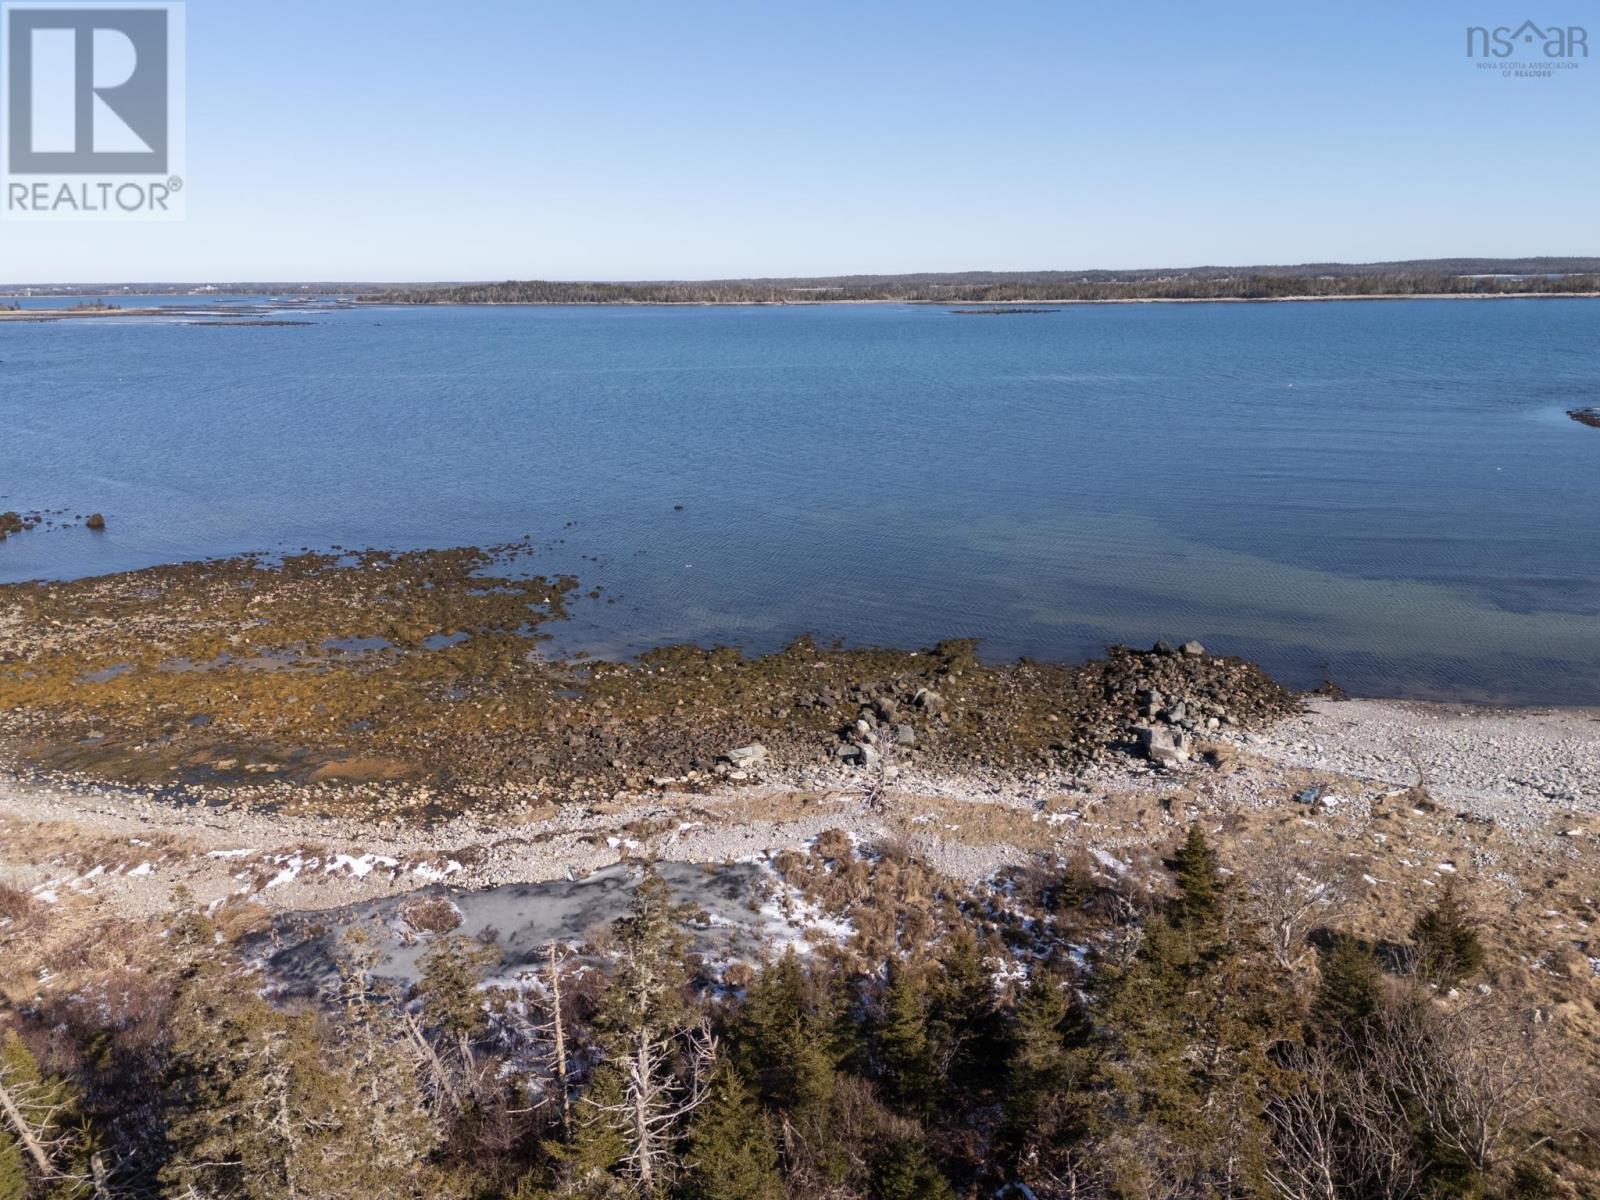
[5,0,1597,282]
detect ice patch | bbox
[411,859,463,883]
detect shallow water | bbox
[3,298,1598,703]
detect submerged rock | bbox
[1569,407,1600,428]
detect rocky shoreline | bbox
[0,545,1303,820]
[3,545,1595,998]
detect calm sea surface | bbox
[3,298,1597,704]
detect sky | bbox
[1,0,1596,283]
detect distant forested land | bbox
[363,259,1600,305]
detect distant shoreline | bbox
[4,290,1600,321]
[357,291,1600,308]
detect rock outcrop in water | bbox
[1569,406,1600,428]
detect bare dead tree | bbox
[547,941,573,1140]
[0,1041,90,1193]
[1265,1039,1421,1200]
[584,1021,718,1195]
[1245,853,1349,973]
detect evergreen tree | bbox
[161,969,432,1200]
[1409,881,1484,987]
[580,863,712,1198]
[871,1138,956,1200]
[735,951,838,1126]
[877,957,935,1116]
[1171,823,1221,930]
[547,1065,631,1196]
[1000,969,1097,1188]
[1313,935,1383,1048]
[418,935,495,1043]
[680,1063,783,1200]
[1093,831,1289,1198]
[927,927,1001,1100]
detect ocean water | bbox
[2,298,1597,704]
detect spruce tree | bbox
[927,927,1001,1100]
[871,1138,956,1200]
[1093,831,1289,1198]
[0,1032,92,1200]
[877,957,934,1116]
[1409,881,1484,987]
[735,951,838,1128]
[1171,823,1221,930]
[681,1063,783,1200]
[1313,934,1383,1048]
[580,863,709,1198]
[418,934,495,1043]
[1000,968,1096,1184]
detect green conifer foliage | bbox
[1093,826,1290,1197]
[681,1063,783,1200]
[1409,881,1485,987]
[418,935,496,1041]
[1313,935,1383,1047]
[1171,823,1221,930]
[927,927,1002,1100]
[1000,969,1097,1187]
[579,863,709,1199]
[870,1137,956,1200]
[877,958,935,1115]
[735,951,839,1127]
[0,1032,92,1200]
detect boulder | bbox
[85,512,106,530]
[893,724,916,747]
[726,743,767,767]
[1180,640,1206,657]
[1133,723,1191,767]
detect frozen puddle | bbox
[252,860,843,994]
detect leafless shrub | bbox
[1266,1038,1422,1200]
[1245,853,1351,973]
[402,896,463,934]
[1367,992,1581,1178]
[812,828,854,862]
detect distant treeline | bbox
[363,261,1600,305]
